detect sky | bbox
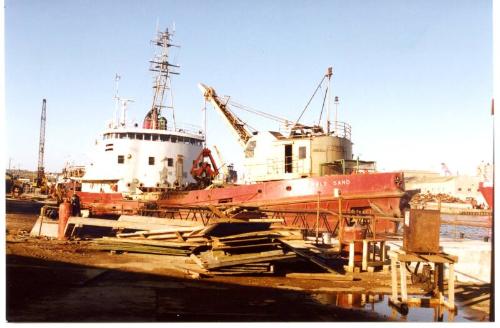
[4,0,493,176]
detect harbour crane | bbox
[36,99,47,190]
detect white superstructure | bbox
[199,68,375,184]
[81,28,205,195]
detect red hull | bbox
[77,172,409,233]
[478,182,494,209]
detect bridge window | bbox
[152,134,159,141]
[119,133,126,139]
[160,135,169,142]
[144,134,152,141]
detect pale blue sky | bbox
[5,0,493,175]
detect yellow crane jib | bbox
[198,83,252,147]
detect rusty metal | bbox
[403,209,440,254]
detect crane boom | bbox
[213,145,229,176]
[36,99,46,187]
[198,83,252,147]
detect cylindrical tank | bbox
[58,200,71,240]
[143,117,152,129]
[311,135,353,176]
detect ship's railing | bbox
[167,122,205,136]
[330,121,352,140]
[105,122,204,137]
[245,157,310,177]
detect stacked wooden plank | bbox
[88,222,210,255]
[78,206,363,277]
[83,213,304,275]
[190,229,298,275]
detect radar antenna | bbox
[144,28,180,130]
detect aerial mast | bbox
[325,67,333,134]
[36,99,46,188]
[334,96,339,134]
[147,28,179,130]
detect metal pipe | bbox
[316,191,320,244]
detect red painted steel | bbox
[58,201,71,240]
[76,171,407,233]
[478,182,493,209]
[160,172,404,206]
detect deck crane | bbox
[198,83,295,148]
[36,99,47,190]
[198,83,253,147]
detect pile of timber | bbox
[191,229,298,275]
[82,214,304,275]
[72,210,350,278]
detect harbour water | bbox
[440,214,492,241]
[312,292,475,322]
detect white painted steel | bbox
[81,126,204,194]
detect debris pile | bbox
[83,213,304,276]
[410,192,466,204]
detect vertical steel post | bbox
[315,191,320,244]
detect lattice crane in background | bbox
[36,99,46,189]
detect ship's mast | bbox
[325,67,333,134]
[113,74,134,127]
[149,28,179,130]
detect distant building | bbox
[404,170,487,206]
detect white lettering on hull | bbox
[331,179,351,186]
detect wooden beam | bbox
[118,215,201,227]
[212,242,281,251]
[116,226,204,238]
[285,273,353,281]
[99,237,204,248]
[278,239,339,274]
[203,253,296,270]
[64,217,169,236]
[207,205,226,218]
[396,253,458,264]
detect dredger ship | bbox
[74,28,412,233]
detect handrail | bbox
[330,121,352,140]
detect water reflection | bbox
[311,292,467,322]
